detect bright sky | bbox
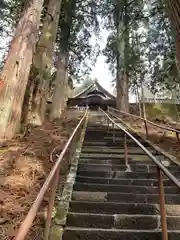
[91,55,113,93]
[89,27,137,102]
[89,27,114,94]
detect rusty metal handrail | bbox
[101,109,180,188]
[108,106,180,142]
[14,110,88,240]
[101,108,180,240]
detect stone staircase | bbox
[62,117,180,240]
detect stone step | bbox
[75,176,176,186]
[62,120,180,240]
[83,141,150,147]
[76,170,168,178]
[79,159,155,165]
[103,137,144,142]
[77,163,179,172]
[69,201,180,216]
[73,183,179,194]
[79,159,176,167]
[80,153,153,160]
[83,138,147,145]
[84,137,142,141]
[81,148,156,154]
[67,213,180,230]
[72,191,180,204]
[82,145,153,149]
[63,227,180,240]
[84,129,139,136]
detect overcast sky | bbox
[89,27,115,95]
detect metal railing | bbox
[108,106,180,143]
[100,108,180,240]
[14,110,88,240]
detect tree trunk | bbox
[135,84,142,117]
[50,0,77,120]
[116,70,129,112]
[20,72,35,133]
[141,82,146,119]
[30,0,62,125]
[50,52,69,119]
[116,0,129,112]
[0,0,44,140]
[167,0,180,69]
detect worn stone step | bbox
[81,148,156,155]
[67,213,180,230]
[83,139,148,147]
[72,191,180,204]
[85,129,139,136]
[76,170,167,178]
[81,146,153,151]
[63,227,180,240]
[67,213,160,229]
[73,183,179,194]
[85,129,127,133]
[77,163,179,172]
[79,159,175,167]
[69,201,180,216]
[80,153,152,160]
[84,137,142,143]
[77,169,180,178]
[79,159,155,165]
[83,141,150,147]
[103,136,145,142]
[75,176,176,186]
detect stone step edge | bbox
[65,227,180,233]
[76,176,160,181]
[68,212,180,218]
[72,191,180,197]
[74,182,177,189]
[69,200,178,208]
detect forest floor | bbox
[0,109,83,240]
[120,115,180,161]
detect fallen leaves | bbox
[0,110,83,239]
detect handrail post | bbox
[113,123,115,143]
[107,118,110,132]
[144,119,148,138]
[157,167,168,240]
[176,132,180,144]
[124,133,128,165]
[44,165,60,240]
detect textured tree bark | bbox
[20,73,35,133]
[50,0,77,120]
[116,0,129,112]
[30,0,62,125]
[50,52,69,120]
[0,0,44,140]
[167,0,180,69]
[141,82,146,119]
[136,85,142,117]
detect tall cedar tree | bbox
[0,0,44,140]
[27,0,62,125]
[167,0,180,72]
[50,0,77,119]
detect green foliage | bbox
[55,0,101,82]
[145,103,180,121]
[100,0,179,96]
[101,0,144,74]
